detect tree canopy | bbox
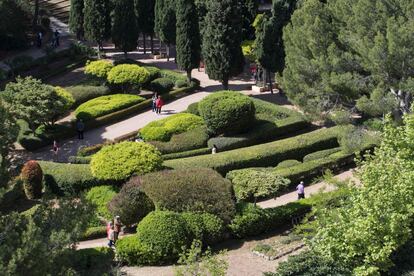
[83,0,111,56]
[112,0,139,57]
[68,0,84,40]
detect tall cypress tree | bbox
[135,0,155,54]
[176,0,201,82]
[112,0,139,57]
[240,0,258,40]
[84,0,112,58]
[154,0,176,61]
[69,0,84,40]
[202,0,244,90]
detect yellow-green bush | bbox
[55,86,75,109]
[140,113,205,142]
[90,142,162,181]
[84,60,113,79]
[107,64,150,92]
[85,185,118,219]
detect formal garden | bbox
[1,0,414,275]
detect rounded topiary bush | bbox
[198,91,256,135]
[55,86,75,109]
[107,64,150,93]
[108,177,154,226]
[85,185,118,219]
[90,142,162,181]
[84,60,114,79]
[21,160,43,199]
[136,211,191,264]
[144,66,161,83]
[140,113,205,142]
[186,102,200,116]
[175,79,188,88]
[150,77,174,94]
[181,212,225,245]
[140,168,236,223]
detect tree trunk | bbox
[33,0,39,30]
[97,43,101,59]
[124,50,128,59]
[143,34,146,54]
[222,78,229,90]
[391,88,412,114]
[268,70,273,94]
[186,70,192,83]
[166,44,170,61]
[150,34,154,54]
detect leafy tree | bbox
[176,0,201,82]
[135,0,156,53]
[112,0,139,58]
[154,0,176,61]
[202,0,244,89]
[310,114,414,274]
[69,0,84,40]
[1,77,72,129]
[0,0,28,50]
[0,99,18,188]
[83,0,112,58]
[282,0,414,116]
[356,88,398,117]
[0,199,92,274]
[240,0,258,40]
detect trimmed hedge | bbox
[181,212,225,245]
[84,60,114,79]
[186,102,200,115]
[149,126,209,154]
[107,64,150,92]
[140,168,236,223]
[160,69,187,83]
[81,226,107,241]
[140,113,205,142]
[276,159,301,169]
[68,156,92,164]
[75,94,145,121]
[85,185,119,219]
[39,161,104,196]
[150,77,174,94]
[164,126,344,175]
[198,91,256,135]
[21,160,43,199]
[90,142,162,182]
[66,247,114,274]
[162,147,211,160]
[302,147,342,162]
[143,66,161,82]
[116,236,152,265]
[66,85,112,107]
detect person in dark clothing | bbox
[37,32,43,48]
[76,119,85,140]
[54,30,60,47]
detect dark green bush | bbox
[276,159,301,169]
[150,78,175,94]
[198,91,256,135]
[90,142,162,182]
[149,126,209,154]
[175,79,188,88]
[164,126,344,175]
[181,212,225,245]
[141,168,236,223]
[160,69,187,83]
[362,118,384,132]
[143,66,161,82]
[186,102,200,115]
[0,0,29,50]
[66,85,112,107]
[136,211,191,264]
[68,156,92,164]
[85,185,119,220]
[20,160,43,199]
[65,247,115,274]
[39,161,104,196]
[302,147,342,162]
[108,177,154,226]
[116,236,153,265]
[162,148,211,160]
[81,226,107,241]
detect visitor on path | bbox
[107,222,115,248]
[52,140,59,161]
[54,30,60,47]
[76,119,85,140]
[114,216,122,241]
[36,32,43,48]
[155,96,164,114]
[151,93,158,112]
[296,181,305,199]
[212,144,218,154]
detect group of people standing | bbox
[151,93,164,114]
[36,30,60,48]
[107,216,122,248]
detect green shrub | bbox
[85,185,118,219]
[181,212,225,245]
[186,102,200,115]
[90,142,162,182]
[66,247,115,274]
[107,64,150,93]
[77,143,111,157]
[68,156,92,164]
[20,160,43,199]
[362,118,384,132]
[81,226,107,241]
[198,91,256,135]
[303,147,342,162]
[164,126,343,175]
[276,159,301,169]
[162,148,211,160]
[116,236,153,265]
[75,94,145,121]
[150,77,174,94]
[226,169,290,202]
[143,66,161,82]
[149,126,209,154]
[55,86,75,109]
[84,60,113,79]
[229,202,311,238]
[39,161,102,196]
[108,177,154,226]
[160,69,187,83]
[175,79,188,88]
[328,109,353,125]
[140,168,236,223]
[66,85,112,107]
[136,211,191,264]
[140,113,205,142]
[339,127,380,154]
[241,40,255,62]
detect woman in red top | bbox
[155,96,164,114]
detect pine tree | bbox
[69,0,84,40]
[112,0,139,57]
[240,0,258,40]
[202,0,244,89]
[135,0,155,54]
[176,0,201,82]
[154,0,176,61]
[84,0,112,58]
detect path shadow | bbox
[159,110,176,115]
[252,92,292,106]
[203,83,253,92]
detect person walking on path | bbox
[155,96,164,114]
[151,93,158,112]
[54,30,60,47]
[296,181,305,199]
[212,144,218,154]
[114,216,122,241]
[76,119,85,140]
[52,140,59,161]
[107,223,115,248]
[36,31,43,48]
